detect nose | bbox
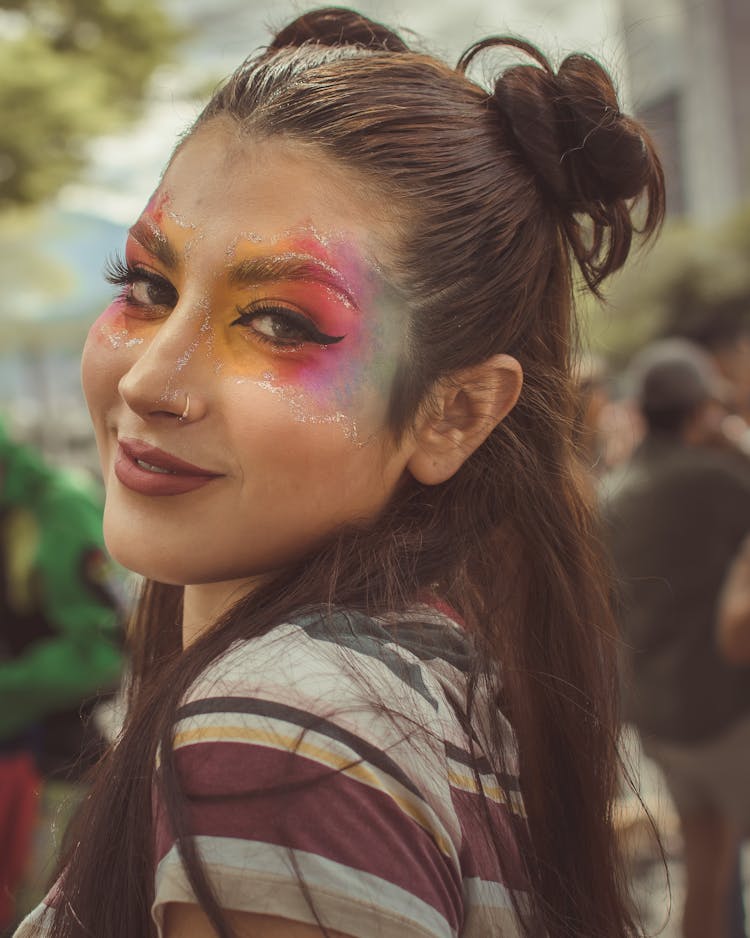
[117,302,210,424]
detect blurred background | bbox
[0,0,748,935]
[0,0,750,461]
[2,0,749,461]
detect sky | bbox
[58,0,626,225]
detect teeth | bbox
[136,458,175,475]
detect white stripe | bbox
[11,903,53,938]
[153,836,457,938]
[464,876,516,910]
[462,878,526,938]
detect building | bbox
[619,0,750,222]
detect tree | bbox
[0,0,180,207]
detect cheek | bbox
[81,302,142,412]
[85,300,148,352]
[221,380,390,503]
[255,311,401,421]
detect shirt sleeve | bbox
[151,622,465,938]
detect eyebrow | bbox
[128,219,179,270]
[128,219,362,311]
[227,254,360,310]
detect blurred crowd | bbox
[1,292,749,937]
[580,293,750,938]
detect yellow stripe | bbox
[174,724,453,856]
[447,770,527,818]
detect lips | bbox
[115,438,222,496]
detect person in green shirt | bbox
[0,418,124,929]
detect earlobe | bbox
[407,354,523,486]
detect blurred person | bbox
[0,419,123,930]
[603,339,750,938]
[573,354,610,477]
[717,533,750,666]
[573,355,645,482]
[664,294,750,429]
[14,7,665,938]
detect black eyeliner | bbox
[232,304,345,345]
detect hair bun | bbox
[269,7,409,54]
[459,36,664,291]
[494,52,652,211]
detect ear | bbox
[408,354,523,486]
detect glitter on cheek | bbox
[90,302,145,351]
[235,371,374,447]
[106,330,128,350]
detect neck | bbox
[182,577,261,648]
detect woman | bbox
[17,8,663,938]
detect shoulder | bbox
[183,606,470,732]
[172,606,481,814]
[603,443,750,505]
[155,608,491,938]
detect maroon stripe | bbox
[450,787,529,892]
[155,741,463,930]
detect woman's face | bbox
[82,119,414,587]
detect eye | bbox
[104,254,177,313]
[253,312,309,344]
[129,275,176,308]
[231,304,345,349]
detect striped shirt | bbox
[15,606,530,937]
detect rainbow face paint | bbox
[92,207,403,432]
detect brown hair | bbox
[46,8,663,938]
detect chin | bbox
[103,520,184,585]
[106,547,186,586]
[103,530,263,587]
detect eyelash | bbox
[104,254,345,349]
[105,254,176,313]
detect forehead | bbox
[154,120,390,255]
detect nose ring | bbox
[178,394,190,423]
